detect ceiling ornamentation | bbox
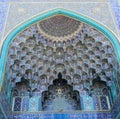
[6,15,117,96]
[37,15,83,41]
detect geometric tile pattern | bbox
[0,92,12,119]
[11,112,112,119]
[4,14,119,118]
[100,96,109,110]
[38,15,82,38]
[110,0,120,29]
[0,1,119,119]
[29,97,39,112]
[0,3,8,41]
[13,97,21,111]
[22,96,29,111]
[8,0,108,2]
[81,95,94,110]
[7,17,117,113]
[0,0,8,2]
[0,106,5,119]
[112,95,120,119]
[3,1,118,42]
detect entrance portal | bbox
[42,73,80,111]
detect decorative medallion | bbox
[37,15,83,41]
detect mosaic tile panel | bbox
[8,0,108,2]
[11,112,112,119]
[12,96,42,112]
[0,3,8,41]
[100,96,109,110]
[29,97,40,112]
[82,95,94,110]
[109,0,120,35]
[3,1,118,48]
[110,0,120,29]
[7,17,117,113]
[111,95,120,119]
[0,0,8,2]
[0,92,12,118]
[14,97,21,111]
[116,113,120,119]
[22,96,29,111]
[0,1,119,119]
[0,106,5,119]
[93,96,100,110]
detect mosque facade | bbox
[0,0,120,119]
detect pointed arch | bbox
[0,8,120,86]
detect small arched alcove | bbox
[42,73,80,111]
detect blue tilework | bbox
[22,97,29,111]
[0,2,119,119]
[82,95,94,110]
[0,92,12,118]
[11,112,112,119]
[29,97,40,112]
[110,0,120,29]
[0,106,5,119]
[112,95,120,119]
[0,0,8,2]
[0,3,8,39]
